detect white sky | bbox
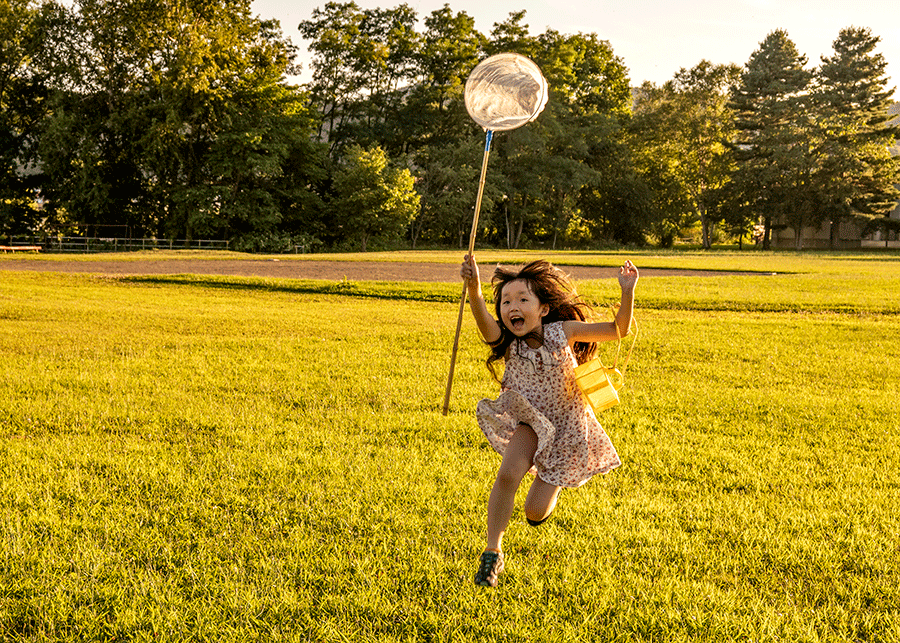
[250,0,899,89]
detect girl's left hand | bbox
[618,260,639,290]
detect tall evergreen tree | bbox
[730,30,812,249]
[813,26,900,247]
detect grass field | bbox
[1,250,899,641]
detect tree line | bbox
[2,0,898,251]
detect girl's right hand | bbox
[460,254,480,284]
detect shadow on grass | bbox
[116,273,463,303]
[114,273,898,315]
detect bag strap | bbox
[608,303,639,379]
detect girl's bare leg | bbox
[524,477,562,524]
[485,424,538,552]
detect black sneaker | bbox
[474,550,505,587]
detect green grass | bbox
[1,252,899,641]
[4,245,899,270]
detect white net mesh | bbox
[464,53,549,131]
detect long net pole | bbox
[442,130,493,416]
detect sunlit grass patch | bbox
[1,259,899,641]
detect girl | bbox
[460,255,638,588]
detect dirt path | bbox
[0,257,746,282]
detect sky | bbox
[249,0,899,89]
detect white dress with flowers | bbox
[476,321,621,488]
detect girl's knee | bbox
[496,426,538,486]
[494,464,526,490]
[523,500,552,525]
[524,484,561,525]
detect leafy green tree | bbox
[416,5,483,101]
[578,130,651,246]
[511,26,639,246]
[535,30,631,119]
[331,144,419,251]
[629,86,694,247]
[299,2,420,158]
[272,131,330,248]
[526,29,634,245]
[402,5,483,150]
[539,36,638,245]
[201,81,325,244]
[344,4,419,155]
[528,105,599,249]
[729,30,813,249]
[490,123,547,249]
[31,0,151,235]
[484,10,532,57]
[411,139,500,248]
[36,0,314,241]
[483,19,634,247]
[139,2,310,241]
[0,0,50,236]
[298,1,367,156]
[301,4,484,247]
[302,5,638,250]
[632,61,741,248]
[812,26,900,247]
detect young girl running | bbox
[460,255,638,587]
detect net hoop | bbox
[464,53,549,131]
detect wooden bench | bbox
[0,245,42,253]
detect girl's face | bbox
[499,279,549,338]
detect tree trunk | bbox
[410,218,420,249]
[513,218,524,249]
[504,203,511,249]
[410,206,424,249]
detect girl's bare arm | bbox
[461,255,502,344]
[564,260,638,346]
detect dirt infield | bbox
[0,257,746,282]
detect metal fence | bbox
[5,237,231,253]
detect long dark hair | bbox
[485,259,596,381]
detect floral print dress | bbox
[476,321,621,488]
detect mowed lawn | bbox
[1,251,898,642]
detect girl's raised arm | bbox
[461,255,502,344]
[564,260,638,346]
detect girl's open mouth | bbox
[509,315,525,331]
